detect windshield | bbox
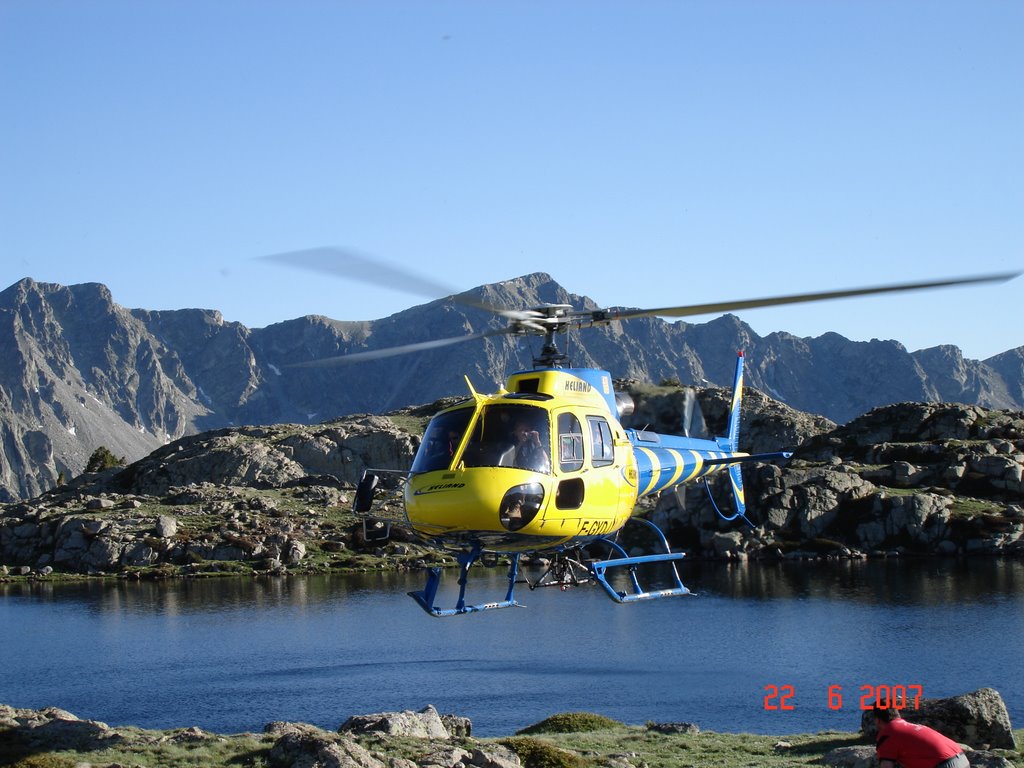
[411,403,552,475]
[462,404,551,474]
[411,407,474,473]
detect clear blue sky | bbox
[2,1,1021,360]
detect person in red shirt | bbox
[873,705,969,768]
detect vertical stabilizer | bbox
[725,352,751,525]
[726,351,744,452]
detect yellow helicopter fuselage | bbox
[403,364,741,552]
[405,368,650,553]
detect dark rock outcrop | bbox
[650,401,1024,559]
[860,688,1016,750]
[3,275,1022,502]
[0,412,419,575]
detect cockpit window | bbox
[462,404,551,474]
[411,407,474,474]
[557,412,584,472]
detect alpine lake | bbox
[2,556,1022,739]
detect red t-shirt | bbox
[876,718,963,768]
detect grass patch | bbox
[498,736,590,768]
[949,497,1005,518]
[385,413,432,435]
[536,728,869,768]
[517,713,625,735]
[876,486,919,497]
[0,727,275,768]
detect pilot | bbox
[425,427,460,466]
[511,417,551,473]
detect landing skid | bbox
[408,546,524,617]
[408,518,692,616]
[587,518,693,603]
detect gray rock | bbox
[646,721,700,735]
[963,749,1018,768]
[822,745,875,768]
[167,726,215,743]
[339,704,450,740]
[710,531,743,556]
[440,714,473,739]
[286,540,307,565]
[156,515,178,538]
[464,746,521,768]
[860,687,1015,750]
[267,722,386,768]
[0,704,124,752]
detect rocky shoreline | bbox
[2,397,1023,582]
[1,689,1020,768]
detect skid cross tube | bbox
[408,546,524,617]
[588,518,693,603]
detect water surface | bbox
[2,558,1021,737]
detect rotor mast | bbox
[522,304,575,368]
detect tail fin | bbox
[720,352,753,526]
[727,351,743,452]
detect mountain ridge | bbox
[1,275,1020,501]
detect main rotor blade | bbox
[258,246,522,319]
[287,327,516,367]
[600,271,1021,323]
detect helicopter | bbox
[265,249,1019,617]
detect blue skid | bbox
[587,518,692,603]
[408,519,694,615]
[408,547,523,617]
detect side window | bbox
[587,416,615,467]
[557,412,584,472]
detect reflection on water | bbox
[685,556,1024,606]
[2,560,1022,737]
[1,571,418,616]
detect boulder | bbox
[339,704,450,740]
[963,750,1019,768]
[155,515,178,538]
[464,745,522,768]
[441,713,473,739]
[822,745,877,768]
[823,745,1016,768]
[0,704,125,752]
[646,722,700,735]
[266,721,385,768]
[860,688,1015,750]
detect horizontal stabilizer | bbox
[701,451,793,467]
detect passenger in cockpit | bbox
[511,416,551,473]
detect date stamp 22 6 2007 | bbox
[763,684,924,712]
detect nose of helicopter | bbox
[405,468,551,537]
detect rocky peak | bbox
[2,275,1023,502]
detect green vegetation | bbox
[517,712,626,735]
[2,722,1023,768]
[498,736,590,768]
[83,446,125,473]
[386,412,433,435]
[0,726,276,768]
[949,497,1005,518]
[875,486,919,497]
